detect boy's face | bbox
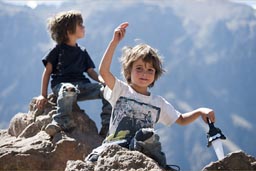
[75,22,85,38]
[68,22,85,40]
[130,58,155,91]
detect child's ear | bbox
[67,28,75,35]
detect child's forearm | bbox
[176,109,202,125]
[100,22,128,78]
[99,22,128,89]
[41,69,50,98]
[87,68,100,82]
[176,107,215,125]
[99,40,118,74]
[41,63,52,98]
[36,70,50,109]
[99,40,118,89]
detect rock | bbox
[7,112,35,137]
[1,95,256,171]
[8,95,56,138]
[66,160,94,171]
[66,147,256,171]
[0,95,103,171]
[202,150,256,170]
[65,144,165,171]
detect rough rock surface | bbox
[0,95,256,171]
[202,150,256,171]
[65,144,165,171]
[65,145,256,171]
[0,95,103,171]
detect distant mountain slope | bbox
[0,1,255,170]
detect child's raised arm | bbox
[99,22,129,90]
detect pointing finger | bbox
[120,22,129,29]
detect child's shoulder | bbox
[46,44,61,56]
[49,43,62,52]
[151,94,169,103]
[77,44,86,51]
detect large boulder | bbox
[65,148,256,171]
[1,95,256,170]
[202,150,256,170]
[0,95,103,171]
[65,144,166,171]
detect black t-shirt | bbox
[42,43,95,88]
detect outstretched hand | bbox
[199,107,216,124]
[112,22,129,43]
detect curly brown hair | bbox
[47,10,83,44]
[120,44,165,88]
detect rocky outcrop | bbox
[66,148,256,171]
[66,144,165,171]
[0,95,103,171]
[0,95,255,171]
[202,150,256,171]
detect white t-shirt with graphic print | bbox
[104,78,181,136]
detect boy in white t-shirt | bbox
[91,22,216,170]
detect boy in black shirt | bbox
[36,10,111,138]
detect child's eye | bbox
[147,68,155,74]
[78,22,84,27]
[136,67,143,73]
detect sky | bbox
[2,0,64,8]
[2,0,256,9]
[232,0,256,9]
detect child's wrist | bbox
[110,39,119,46]
[40,94,47,99]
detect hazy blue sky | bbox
[2,0,256,10]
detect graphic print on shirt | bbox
[111,96,160,139]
